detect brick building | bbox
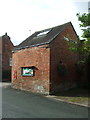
[12,22,80,94]
[0,33,14,81]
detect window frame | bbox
[21,67,34,77]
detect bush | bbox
[75,61,86,75]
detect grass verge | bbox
[54,87,89,106]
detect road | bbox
[1,84,88,118]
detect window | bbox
[64,37,69,41]
[22,67,34,76]
[35,28,51,37]
[10,58,12,66]
[37,30,51,37]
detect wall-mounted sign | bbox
[22,67,34,76]
[14,70,17,79]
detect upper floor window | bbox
[10,58,12,66]
[37,29,51,37]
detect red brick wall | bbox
[0,37,2,81]
[2,34,14,81]
[0,37,2,70]
[12,45,50,94]
[2,35,13,71]
[49,24,79,93]
[12,23,86,94]
[0,37,2,54]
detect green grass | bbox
[54,87,89,105]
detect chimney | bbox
[5,32,7,36]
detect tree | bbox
[65,13,90,63]
[77,13,90,87]
[77,13,90,62]
[65,13,90,87]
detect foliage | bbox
[76,13,90,27]
[75,62,85,75]
[65,13,90,63]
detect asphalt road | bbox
[1,85,88,118]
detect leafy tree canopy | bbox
[65,13,90,63]
[76,13,90,27]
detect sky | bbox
[0,0,89,45]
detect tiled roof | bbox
[14,22,72,51]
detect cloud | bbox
[0,0,85,45]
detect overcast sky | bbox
[0,0,89,45]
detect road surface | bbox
[1,83,88,118]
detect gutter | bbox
[12,42,49,53]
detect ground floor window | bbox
[22,67,34,76]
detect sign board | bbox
[22,67,34,76]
